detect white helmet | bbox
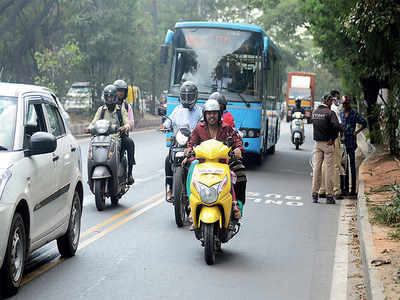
[203,99,221,122]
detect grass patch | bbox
[369,183,400,233]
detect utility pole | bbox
[246,0,249,23]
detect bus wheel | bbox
[256,151,264,164]
[267,145,275,155]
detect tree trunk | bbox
[360,77,382,145]
[150,0,158,115]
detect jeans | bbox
[165,154,173,188]
[344,148,357,194]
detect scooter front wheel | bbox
[295,143,300,150]
[204,223,216,265]
[94,179,106,211]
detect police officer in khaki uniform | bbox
[311,94,340,204]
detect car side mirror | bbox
[26,132,57,156]
[160,45,169,64]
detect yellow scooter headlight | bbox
[193,175,228,204]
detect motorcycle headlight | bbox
[0,169,12,200]
[193,176,228,204]
[176,130,189,146]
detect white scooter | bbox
[290,111,305,150]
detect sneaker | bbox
[348,192,358,199]
[312,194,318,203]
[334,194,344,200]
[327,196,335,204]
[318,193,326,198]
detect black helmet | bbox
[322,94,333,102]
[295,97,302,106]
[103,84,118,110]
[113,79,128,101]
[180,81,198,110]
[209,92,227,106]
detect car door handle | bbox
[52,155,59,162]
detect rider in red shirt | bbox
[186,98,247,210]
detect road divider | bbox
[21,191,164,286]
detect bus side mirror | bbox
[160,45,169,64]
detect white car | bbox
[0,83,83,297]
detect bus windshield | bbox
[171,27,263,101]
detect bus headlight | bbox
[248,130,255,138]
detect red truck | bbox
[286,72,316,123]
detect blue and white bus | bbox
[160,22,282,162]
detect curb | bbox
[357,134,386,300]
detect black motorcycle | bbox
[87,120,130,211]
[164,125,191,227]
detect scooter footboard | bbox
[198,207,222,228]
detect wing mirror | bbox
[26,132,57,156]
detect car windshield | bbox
[288,88,311,100]
[0,96,18,150]
[67,87,90,95]
[171,27,263,102]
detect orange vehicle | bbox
[286,72,315,122]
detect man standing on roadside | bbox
[340,95,367,198]
[319,90,344,200]
[311,94,340,204]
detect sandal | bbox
[166,190,173,203]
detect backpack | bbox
[100,105,124,127]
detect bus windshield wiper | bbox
[236,91,250,108]
[0,146,8,151]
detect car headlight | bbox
[176,130,189,146]
[193,176,228,204]
[0,169,12,200]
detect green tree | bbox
[34,41,83,95]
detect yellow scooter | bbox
[189,139,240,265]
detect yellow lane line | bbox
[21,194,164,285]
[80,191,164,239]
[78,199,164,250]
[22,258,65,285]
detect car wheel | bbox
[57,190,81,257]
[0,213,26,297]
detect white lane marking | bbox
[329,199,349,299]
[265,200,283,205]
[286,201,304,206]
[264,194,282,198]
